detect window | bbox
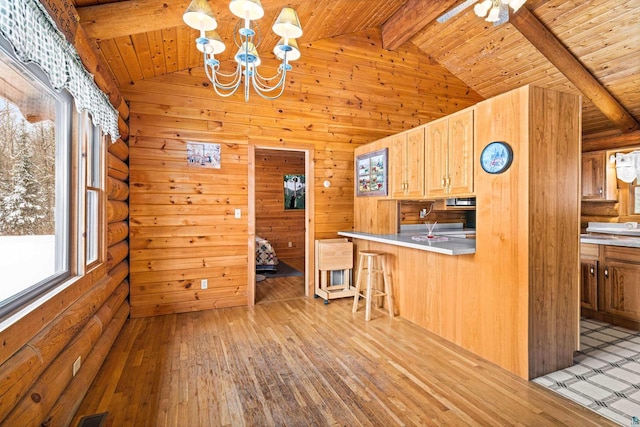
[81,113,104,266]
[0,36,106,319]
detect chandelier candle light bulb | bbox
[183,0,303,102]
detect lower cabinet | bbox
[581,243,640,328]
[603,246,640,322]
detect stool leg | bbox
[352,254,364,313]
[365,255,373,321]
[375,257,383,308]
[381,256,395,318]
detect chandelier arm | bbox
[250,67,288,100]
[212,67,244,97]
[253,65,285,85]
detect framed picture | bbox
[356,148,388,196]
[284,174,305,210]
[187,141,221,168]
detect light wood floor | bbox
[72,293,615,426]
[255,258,305,304]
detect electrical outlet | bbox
[201,279,208,289]
[288,242,292,247]
[419,209,427,219]
[73,356,81,377]
[234,208,241,218]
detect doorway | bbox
[248,145,315,305]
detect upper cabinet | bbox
[582,151,617,201]
[391,128,425,199]
[425,109,474,198]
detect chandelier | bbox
[474,0,527,22]
[183,0,303,101]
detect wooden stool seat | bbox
[352,250,395,321]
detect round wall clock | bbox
[480,141,513,174]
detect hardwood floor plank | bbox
[73,297,615,426]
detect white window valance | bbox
[0,0,120,142]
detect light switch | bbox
[235,208,241,218]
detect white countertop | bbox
[580,234,640,248]
[581,222,640,248]
[338,231,476,255]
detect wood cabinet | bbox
[581,243,640,328]
[425,109,474,198]
[580,244,598,311]
[603,246,640,322]
[581,151,617,200]
[391,128,425,199]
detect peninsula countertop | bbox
[337,231,476,256]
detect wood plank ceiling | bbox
[73,0,640,138]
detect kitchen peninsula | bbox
[348,85,582,380]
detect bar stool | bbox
[352,250,395,321]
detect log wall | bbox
[123,28,482,317]
[255,149,305,261]
[0,1,131,422]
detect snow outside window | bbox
[0,39,72,318]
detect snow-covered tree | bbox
[0,101,55,235]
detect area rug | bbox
[533,318,640,426]
[263,261,303,278]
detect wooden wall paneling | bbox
[107,221,128,247]
[107,152,129,181]
[527,86,582,376]
[0,261,128,423]
[3,281,128,425]
[108,138,129,162]
[106,176,129,201]
[107,200,128,223]
[128,114,249,317]
[107,241,129,271]
[44,301,129,427]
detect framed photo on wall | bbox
[284,174,305,210]
[356,148,388,197]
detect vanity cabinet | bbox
[580,244,598,311]
[581,151,617,200]
[603,246,640,322]
[390,127,425,199]
[581,243,640,328]
[425,109,474,198]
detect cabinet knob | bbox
[604,268,609,278]
[441,177,446,187]
[590,266,595,275]
[598,187,603,195]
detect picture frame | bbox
[187,141,221,168]
[284,174,305,210]
[356,148,388,197]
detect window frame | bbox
[0,33,106,321]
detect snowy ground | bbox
[0,235,55,302]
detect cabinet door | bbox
[580,260,598,311]
[448,110,474,196]
[425,119,448,198]
[582,151,617,201]
[603,260,640,321]
[581,152,606,199]
[390,133,407,198]
[405,127,425,198]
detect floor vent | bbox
[77,412,108,427]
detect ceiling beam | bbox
[381,0,460,51]
[510,6,639,134]
[77,0,305,41]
